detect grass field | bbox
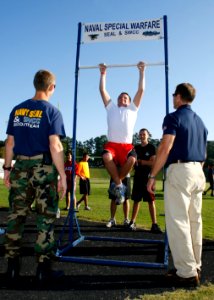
[0,168,214,240]
[1,168,214,299]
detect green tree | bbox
[206,141,214,166]
[0,140,5,158]
[61,137,72,154]
[132,132,140,145]
[94,135,107,156]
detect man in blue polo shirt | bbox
[147,83,207,287]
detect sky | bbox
[0,0,214,142]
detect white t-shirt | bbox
[106,100,138,143]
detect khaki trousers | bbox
[165,162,205,278]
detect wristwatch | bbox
[3,165,12,171]
[148,174,156,179]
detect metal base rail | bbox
[56,223,169,269]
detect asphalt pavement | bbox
[0,209,214,300]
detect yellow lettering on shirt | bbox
[15,108,30,116]
[29,110,43,118]
[15,109,43,118]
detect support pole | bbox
[162,15,169,193]
[70,22,82,241]
[163,15,169,115]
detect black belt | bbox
[170,160,201,164]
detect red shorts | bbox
[103,142,135,167]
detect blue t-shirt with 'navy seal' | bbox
[6,99,66,156]
[162,104,208,165]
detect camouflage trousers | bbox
[4,158,59,262]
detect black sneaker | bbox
[128,221,136,231]
[151,223,162,234]
[123,218,130,228]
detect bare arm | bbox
[49,134,67,199]
[99,63,111,107]
[147,134,175,193]
[133,61,146,108]
[4,135,15,188]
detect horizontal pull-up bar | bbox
[79,62,165,70]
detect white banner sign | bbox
[82,18,163,43]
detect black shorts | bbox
[131,177,155,203]
[79,178,90,195]
[109,176,131,201]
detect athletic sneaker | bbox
[77,203,81,210]
[114,184,126,205]
[128,221,136,231]
[123,218,130,227]
[84,206,91,211]
[151,223,162,234]
[108,182,116,197]
[56,208,60,219]
[106,218,116,228]
[0,228,5,235]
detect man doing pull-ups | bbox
[99,61,146,203]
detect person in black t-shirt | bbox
[203,164,214,196]
[129,128,162,233]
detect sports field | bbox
[1,168,214,239]
[0,169,214,299]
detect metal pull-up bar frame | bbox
[79,61,164,70]
[57,15,169,270]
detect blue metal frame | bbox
[57,16,169,270]
[57,233,169,269]
[163,15,169,115]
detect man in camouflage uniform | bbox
[3,69,66,281]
